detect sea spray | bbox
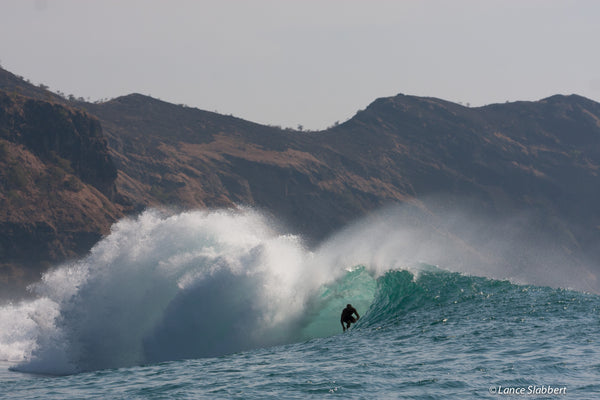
[0,298,60,363]
[6,208,331,374]
[313,203,600,293]
[2,204,598,375]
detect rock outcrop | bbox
[0,90,122,296]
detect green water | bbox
[3,267,598,399]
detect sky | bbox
[1,0,600,130]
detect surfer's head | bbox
[347,304,352,308]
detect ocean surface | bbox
[1,208,599,399]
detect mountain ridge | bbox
[1,67,600,296]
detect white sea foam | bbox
[2,208,349,374]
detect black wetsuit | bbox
[341,305,359,331]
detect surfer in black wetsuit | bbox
[340,304,360,331]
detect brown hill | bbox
[0,89,123,296]
[1,66,600,295]
[81,94,408,240]
[85,92,600,250]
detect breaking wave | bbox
[0,206,596,375]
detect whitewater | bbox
[1,207,599,399]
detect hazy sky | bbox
[2,0,600,130]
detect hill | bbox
[0,89,123,296]
[1,66,600,295]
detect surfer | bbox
[340,304,360,332]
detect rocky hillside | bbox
[81,94,404,240]
[84,92,600,255]
[1,66,600,296]
[0,86,123,296]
